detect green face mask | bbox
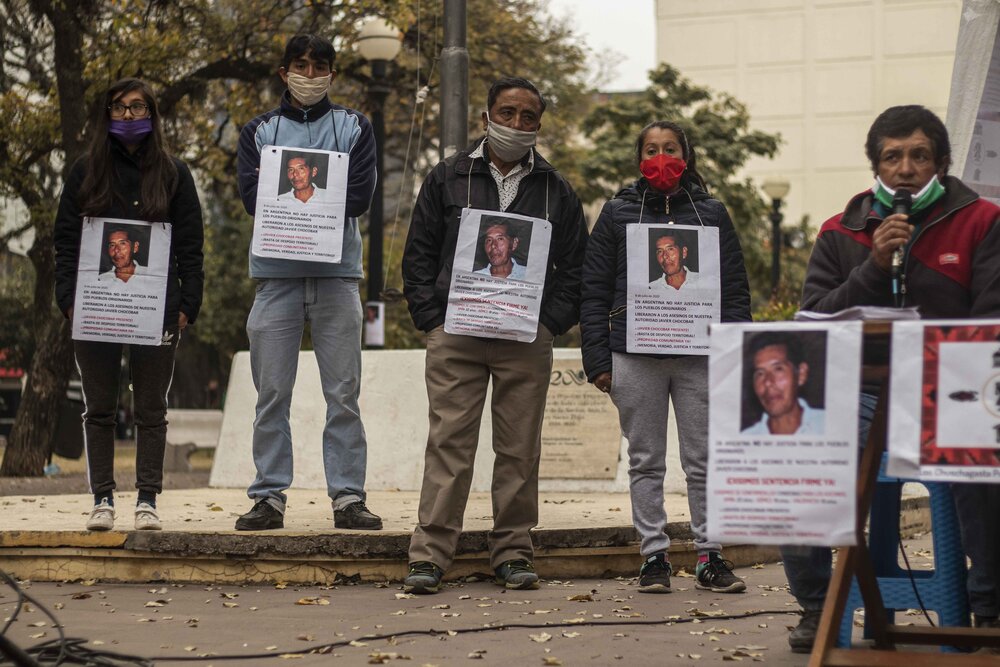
[872,175,945,214]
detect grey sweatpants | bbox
[610,352,719,557]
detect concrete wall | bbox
[210,349,687,496]
[655,0,963,227]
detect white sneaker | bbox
[134,503,162,531]
[86,499,115,531]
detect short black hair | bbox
[285,151,317,169]
[864,105,950,175]
[105,224,137,242]
[653,229,688,249]
[281,34,336,70]
[748,332,804,367]
[487,76,546,115]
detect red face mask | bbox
[640,153,687,192]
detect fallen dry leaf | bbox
[297,634,314,642]
[295,597,330,606]
[529,632,552,643]
[561,631,581,638]
[542,658,563,666]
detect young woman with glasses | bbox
[54,78,204,531]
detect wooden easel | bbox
[809,322,1000,666]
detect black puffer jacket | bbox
[54,139,205,330]
[580,179,751,381]
[402,139,589,336]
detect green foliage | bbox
[0,254,35,371]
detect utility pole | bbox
[440,0,468,159]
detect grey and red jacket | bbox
[580,179,752,382]
[802,176,1000,319]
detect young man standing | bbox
[235,34,381,532]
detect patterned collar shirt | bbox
[469,138,535,212]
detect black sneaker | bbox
[494,559,540,590]
[404,561,444,594]
[334,501,383,530]
[695,552,746,593]
[638,553,672,593]
[235,500,284,531]
[789,609,822,653]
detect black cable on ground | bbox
[0,570,152,667]
[0,568,800,665]
[897,534,935,627]
[153,608,801,662]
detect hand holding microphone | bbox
[889,189,912,307]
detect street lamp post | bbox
[357,18,401,348]
[762,179,790,296]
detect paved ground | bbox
[0,536,939,667]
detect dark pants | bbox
[952,483,1000,619]
[75,333,178,498]
[780,392,880,611]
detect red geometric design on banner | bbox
[919,324,1000,467]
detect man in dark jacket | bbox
[785,105,1000,653]
[401,77,588,594]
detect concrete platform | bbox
[0,488,932,586]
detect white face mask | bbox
[286,72,331,107]
[486,113,537,163]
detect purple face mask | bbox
[109,119,153,143]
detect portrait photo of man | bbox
[277,150,332,205]
[647,227,699,293]
[473,216,530,280]
[741,330,827,436]
[97,223,150,285]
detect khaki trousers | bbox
[408,325,554,571]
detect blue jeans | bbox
[246,277,367,512]
[780,392,880,611]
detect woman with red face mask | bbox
[579,120,751,595]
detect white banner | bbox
[625,224,720,355]
[444,208,552,342]
[707,321,862,546]
[251,145,348,263]
[888,319,1000,483]
[949,1,1000,203]
[72,217,170,345]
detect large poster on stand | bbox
[707,321,862,546]
[251,146,348,263]
[625,224,720,355]
[444,208,552,342]
[888,320,1000,482]
[72,217,171,345]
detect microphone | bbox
[890,189,912,307]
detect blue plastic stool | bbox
[838,455,969,649]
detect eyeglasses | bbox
[108,102,150,119]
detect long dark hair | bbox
[80,78,178,219]
[634,120,708,192]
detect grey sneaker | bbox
[638,553,672,593]
[86,498,115,531]
[134,503,162,531]
[495,559,540,590]
[789,610,822,653]
[403,561,443,594]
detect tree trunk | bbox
[0,0,85,476]
[0,226,74,476]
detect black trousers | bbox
[74,333,178,497]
